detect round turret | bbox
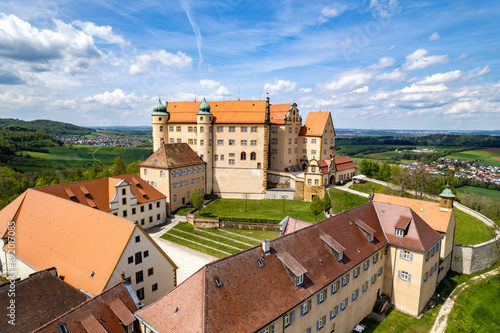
[439,182,455,211]
[198,98,212,115]
[439,183,455,198]
[152,99,168,115]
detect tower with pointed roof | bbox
[196,99,213,193]
[152,99,169,152]
[439,183,455,212]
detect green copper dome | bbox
[198,98,212,115]
[152,98,168,115]
[439,183,455,198]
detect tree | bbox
[391,166,411,197]
[376,162,391,181]
[126,161,140,175]
[322,190,331,214]
[359,159,371,176]
[190,188,204,215]
[310,195,323,222]
[109,157,126,176]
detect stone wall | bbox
[303,184,324,202]
[451,236,500,274]
[294,180,304,200]
[267,173,295,189]
[220,221,281,231]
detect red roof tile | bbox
[318,156,356,173]
[269,103,292,124]
[299,112,331,136]
[166,100,267,124]
[140,143,205,169]
[34,174,165,212]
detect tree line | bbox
[0,118,93,136]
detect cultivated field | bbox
[21,145,153,166]
[445,148,500,167]
[456,186,500,199]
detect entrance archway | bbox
[329,175,336,185]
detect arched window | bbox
[250,152,256,160]
[241,152,246,160]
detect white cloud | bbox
[264,79,297,94]
[371,57,396,69]
[375,68,406,82]
[0,14,101,63]
[429,32,440,41]
[320,4,347,22]
[129,50,192,75]
[79,89,143,107]
[319,68,374,92]
[402,49,449,71]
[417,70,462,85]
[199,79,220,89]
[299,88,312,94]
[73,21,129,47]
[401,83,448,93]
[463,65,490,81]
[353,86,369,93]
[207,85,232,100]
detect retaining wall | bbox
[451,236,500,274]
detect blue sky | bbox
[0,0,499,130]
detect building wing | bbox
[299,112,332,136]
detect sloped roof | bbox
[0,190,27,238]
[165,100,267,124]
[137,202,388,332]
[34,174,165,212]
[318,156,356,173]
[373,202,443,251]
[0,189,135,295]
[280,216,313,236]
[140,143,205,169]
[269,103,291,125]
[34,282,139,333]
[372,193,453,233]
[0,268,88,333]
[299,112,332,136]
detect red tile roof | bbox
[137,202,390,332]
[372,193,453,233]
[166,100,267,124]
[0,189,136,295]
[373,202,443,251]
[34,174,165,212]
[34,282,139,333]
[299,112,332,136]
[0,268,88,333]
[318,156,356,173]
[280,216,313,236]
[140,143,205,169]
[269,103,292,124]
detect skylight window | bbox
[395,228,405,237]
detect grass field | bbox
[329,188,369,213]
[198,198,319,222]
[21,145,153,166]
[349,181,414,198]
[454,209,495,245]
[445,149,500,167]
[456,186,500,199]
[161,223,279,258]
[445,272,500,332]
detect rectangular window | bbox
[353,266,360,279]
[157,213,161,220]
[399,270,411,282]
[251,140,257,146]
[169,126,174,132]
[340,297,348,310]
[229,140,235,146]
[316,315,326,331]
[136,287,144,300]
[341,273,349,287]
[173,195,176,202]
[144,250,149,258]
[300,299,312,317]
[307,179,311,185]
[176,126,181,132]
[317,288,327,304]
[271,138,277,145]
[362,281,368,293]
[217,140,223,146]
[200,126,204,133]
[303,138,307,143]
[241,126,247,132]
[363,259,370,271]
[271,127,277,133]
[149,216,153,223]
[217,126,223,132]
[214,155,218,161]
[373,253,379,264]
[132,207,136,215]
[251,126,257,133]
[144,169,149,176]
[289,127,292,133]
[136,270,144,283]
[352,288,359,301]
[241,140,247,146]
[188,126,193,132]
[403,250,413,261]
[135,252,142,265]
[311,139,316,144]
[229,159,235,165]
[288,148,292,154]
[288,138,292,144]
[314,179,319,185]
[152,283,158,292]
[128,256,133,264]
[177,139,182,143]
[148,267,154,276]
[395,228,404,237]
[284,310,295,327]
[188,139,193,144]
[229,126,235,132]
[297,273,304,286]
[200,139,204,146]
[330,305,339,319]
[331,280,340,295]
[311,150,316,155]
[378,266,383,276]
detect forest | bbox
[0,118,94,136]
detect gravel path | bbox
[430,267,500,333]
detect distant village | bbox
[57,135,149,147]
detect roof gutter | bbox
[134,313,161,333]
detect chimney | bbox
[262,239,270,255]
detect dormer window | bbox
[320,234,345,262]
[395,228,405,237]
[296,273,304,286]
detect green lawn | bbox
[21,145,153,166]
[365,266,499,333]
[171,205,194,215]
[329,188,369,213]
[349,181,414,198]
[198,198,319,223]
[446,272,500,332]
[454,209,495,245]
[445,149,500,167]
[161,223,279,258]
[456,186,500,199]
